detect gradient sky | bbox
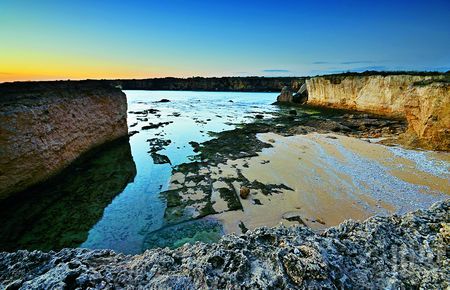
[1,0,449,82]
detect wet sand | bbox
[211,133,449,234]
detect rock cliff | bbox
[0,81,128,199]
[305,73,449,150]
[0,200,448,289]
[112,76,305,92]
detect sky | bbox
[0,0,449,82]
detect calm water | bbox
[0,90,278,254]
[0,90,448,254]
[73,91,277,253]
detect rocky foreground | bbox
[0,200,448,289]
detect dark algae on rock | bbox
[0,200,448,289]
[158,106,408,231]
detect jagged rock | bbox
[0,200,448,288]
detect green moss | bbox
[163,189,183,207]
[143,219,224,250]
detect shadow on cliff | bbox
[0,137,136,252]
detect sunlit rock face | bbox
[306,74,449,150]
[402,81,450,151]
[0,81,128,199]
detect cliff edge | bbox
[0,81,128,199]
[305,73,450,150]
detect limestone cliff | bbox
[402,81,450,151]
[0,81,128,199]
[306,73,449,150]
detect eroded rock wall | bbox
[402,81,450,150]
[306,74,449,150]
[0,81,128,199]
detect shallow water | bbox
[0,90,448,254]
[81,91,280,253]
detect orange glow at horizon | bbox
[0,70,178,83]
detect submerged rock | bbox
[151,153,171,164]
[156,98,171,103]
[0,200,448,288]
[189,141,201,153]
[141,121,173,130]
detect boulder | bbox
[276,86,294,103]
[292,83,308,104]
[276,84,308,104]
[239,186,250,199]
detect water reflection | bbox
[0,138,136,252]
[82,90,279,253]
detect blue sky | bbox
[0,0,449,81]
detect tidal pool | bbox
[0,90,448,255]
[81,90,281,254]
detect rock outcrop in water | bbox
[304,72,450,150]
[0,200,448,289]
[0,81,128,199]
[276,83,308,104]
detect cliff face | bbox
[306,74,450,150]
[0,81,128,199]
[402,82,450,150]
